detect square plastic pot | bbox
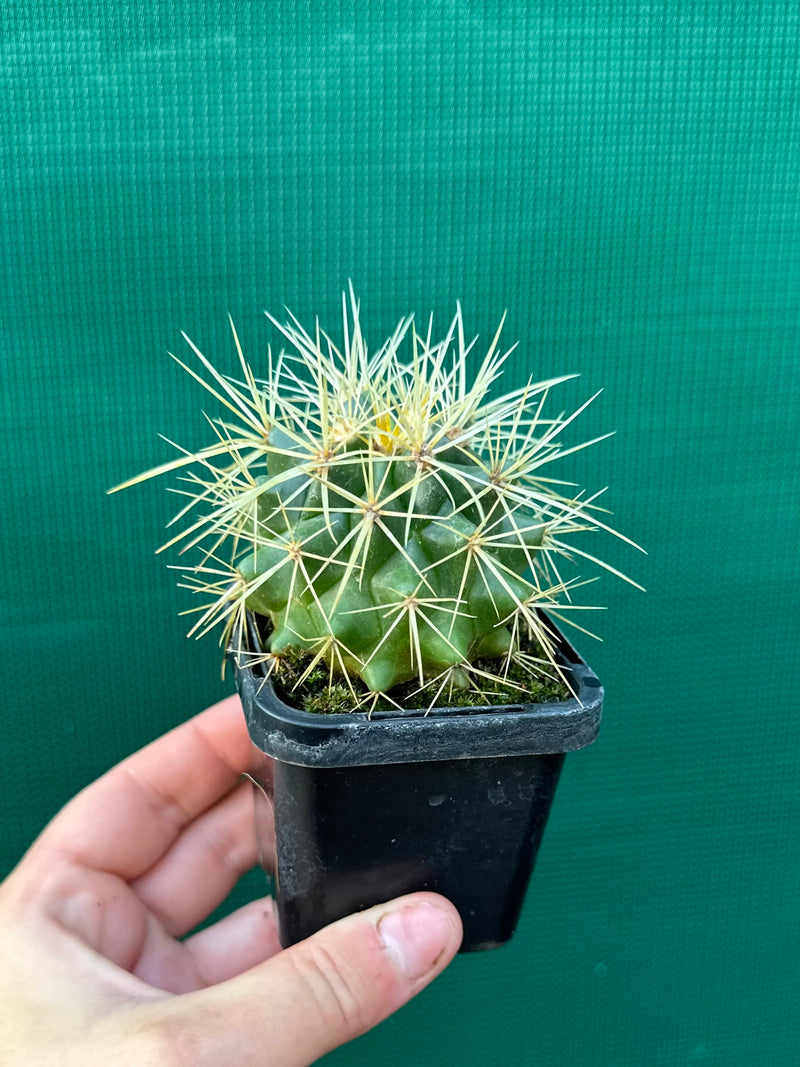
[233,616,602,952]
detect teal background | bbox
[3,2,799,1063]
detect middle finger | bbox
[130,780,275,937]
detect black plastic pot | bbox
[234,617,602,952]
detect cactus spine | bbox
[115,290,640,709]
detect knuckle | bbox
[200,787,255,877]
[201,820,250,879]
[288,938,381,1038]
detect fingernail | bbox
[377,902,455,981]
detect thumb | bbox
[138,892,462,1066]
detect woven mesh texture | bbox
[2,3,799,1064]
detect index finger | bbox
[32,695,253,880]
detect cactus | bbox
[114,289,641,709]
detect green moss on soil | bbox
[268,643,571,715]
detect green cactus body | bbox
[113,289,641,707]
[236,445,545,693]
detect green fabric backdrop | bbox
[3,2,799,1063]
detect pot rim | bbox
[232,612,603,767]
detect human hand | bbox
[0,695,462,1065]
